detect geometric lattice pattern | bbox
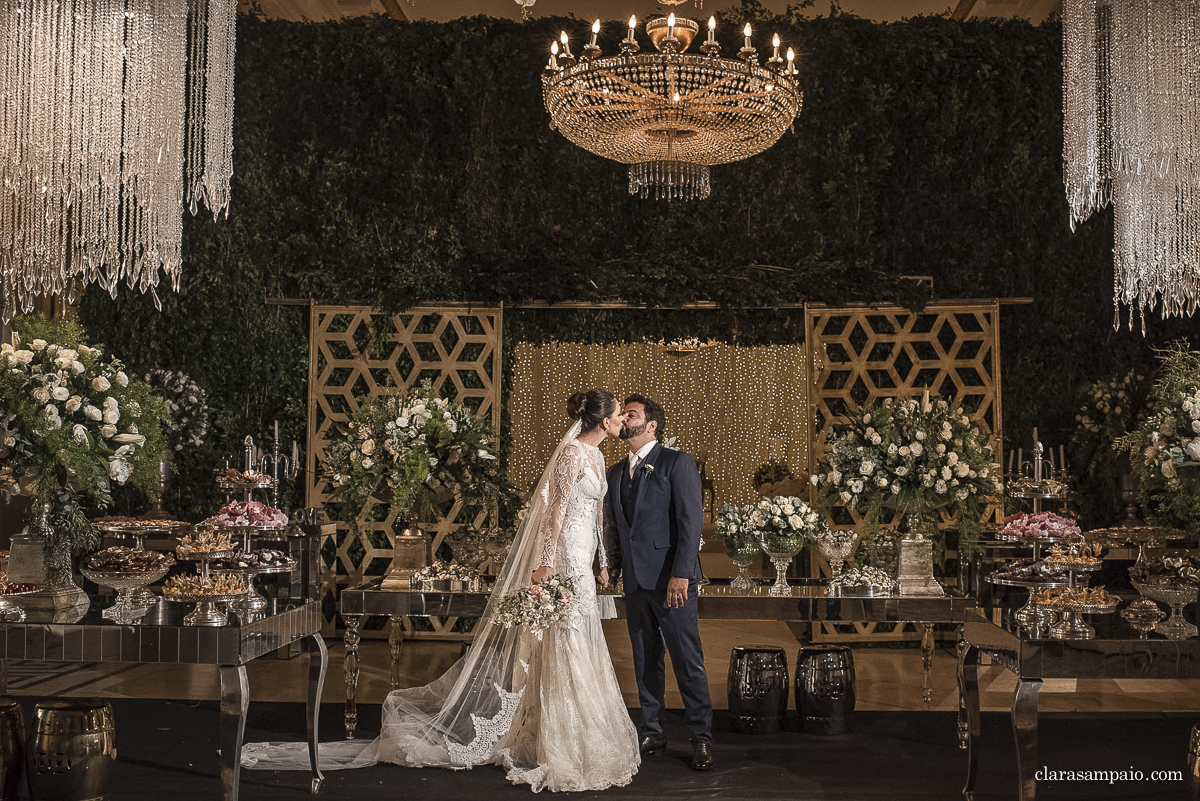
[306,304,503,632]
[805,301,1003,642]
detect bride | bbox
[244,389,640,792]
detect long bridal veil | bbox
[243,421,585,772]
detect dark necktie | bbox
[621,460,636,525]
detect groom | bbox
[601,394,714,771]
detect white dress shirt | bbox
[628,440,657,478]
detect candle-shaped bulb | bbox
[668,12,675,36]
[772,33,780,58]
[707,15,716,41]
[744,23,752,48]
[629,15,636,32]
[551,41,559,55]
[787,47,796,73]
[560,31,568,44]
[673,91,680,102]
[589,18,599,47]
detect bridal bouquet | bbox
[492,574,576,638]
[813,389,1002,552]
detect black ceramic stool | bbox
[0,698,23,801]
[27,699,116,801]
[727,645,789,734]
[796,645,856,735]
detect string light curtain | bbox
[1063,0,1200,332]
[509,341,810,505]
[0,0,236,323]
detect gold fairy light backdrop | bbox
[509,342,810,507]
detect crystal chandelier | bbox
[1063,0,1200,331]
[0,0,237,323]
[541,4,802,201]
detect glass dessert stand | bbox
[171,547,243,625]
[762,541,802,598]
[987,574,1068,629]
[1036,560,1108,639]
[816,532,858,583]
[1131,581,1199,640]
[80,567,170,623]
[215,560,296,613]
[94,519,188,606]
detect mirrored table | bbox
[0,595,326,801]
[340,577,976,739]
[958,600,1200,800]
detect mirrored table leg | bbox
[1013,677,1042,801]
[343,614,361,740]
[220,664,249,801]
[920,622,934,706]
[306,633,328,793]
[958,642,980,799]
[389,616,403,690]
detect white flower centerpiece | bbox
[0,316,166,591]
[813,389,1002,595]
[751,495,828,597]
[716,502,760,595]
[322,380,513,587]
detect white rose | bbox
[895,466,909,476]
[2,437,13,448]
[83,405,102,421]
[787,514,803,529]
[115,371,128,387]
[850,479,864,493]
[911,442,924,456]
[935,479,947,493]
[891,483,901,494]
[51,386,69,401]
[839,491,853,503]
[941,466,952,480]
[915,430,926,441]
[91,376,110,391]
[1192,420,1200,434]
[71,424,88,444]
[899,446,910,457]
[947,451,959,466]
[103,396,118,410]
[103,408,119,425]
[936,443,946,454]
[13,350,33,365]
[100,424,117,438]
[31,387,50,403]
[108,458,132,484]
[29,339,46,351]
[71,361,84,374]
[1186,440,1200,461]
[361,439,376,455]
[955,463,971,477]
[361,457,374,469]
[876,476,888,487]
[43,406,61,427]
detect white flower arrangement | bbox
[492,573,576,639]
[411,560,477,582]
[144,369,209,451]
[813,390,1002,551]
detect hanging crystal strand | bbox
[1062,0,1103,229]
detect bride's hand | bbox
[599,567,615,589]
[531,566,553,585]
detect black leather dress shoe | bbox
[690,740,715,771]
[639,734,667,755]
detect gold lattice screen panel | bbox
[307,305,503,631]
[805,301,1003,642]
[509,342,810,508]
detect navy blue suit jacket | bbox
[603,443,704,592]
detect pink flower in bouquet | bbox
[559,590,573,607]
[530,585,543,598]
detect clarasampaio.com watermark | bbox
[1037,767,1183,784]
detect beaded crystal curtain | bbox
[1063,0,1200,330]
[509,342,810,506]
[0,0,236,322]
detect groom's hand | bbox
[666,576,689,608]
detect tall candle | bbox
[1007,450,1014,474]
[743,23,752,49]
[274,419,279,443]
[292,440,299,466]
[707,16,715,42]
[589,19,599,47]
[1017,448,1023,472]
[772,33,780,59]
[1059,445,1065,473]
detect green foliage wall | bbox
[79,8,1197,526]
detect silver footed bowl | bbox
[1131,580,1198,607]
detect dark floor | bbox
[12,699,1193,801]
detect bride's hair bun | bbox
[565,389,616,432]
[566,392,588,421]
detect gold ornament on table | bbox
[542,2,802,201]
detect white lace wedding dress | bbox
[243,433,639,793]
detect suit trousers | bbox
[624,581,713,743]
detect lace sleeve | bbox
[595,452,609,568]
[540,441,581,569]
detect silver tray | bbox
[212,560,296,575]
[175,546,238,561]
[829,584,894,597]
[987,574,1069,589]
[1034,600,1119,614]
[995,531,1067,545]
[161,590,247,604]
[1041,559,1102,572]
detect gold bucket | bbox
[27,700,116,801]
[0,698,24,800]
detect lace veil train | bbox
[243,421,585,771]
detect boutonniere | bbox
[641,463,655,478]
